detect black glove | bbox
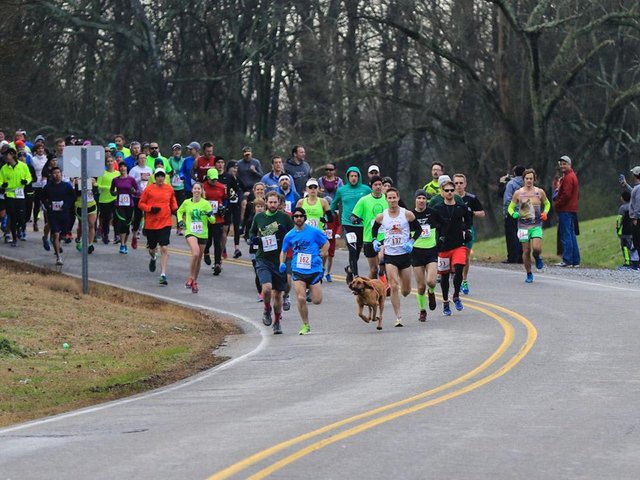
[21,179,28,185]
[130,187,137,194]
[217,205,228,217]
[177,221,185,229]
[1,183,7,189]
[463,229,472,243]
[320,215,329,225]
[205,210,214,217]
[349,214,363,225]
[150,206,161,214]
[250,236,260,246]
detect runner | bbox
[507,168,551,283]
[72,176,98,254]
[248,197,266,301]
[96,156,120,245]
[351,176,388,280]
[202,167,227,275]
[411,189,439,322]
[168,143,186,235]
[430,177,473,315]
[192,141,216,183]
[249,191,294,334]
[317,162,343,282]
[41,166,75,265]
[177,182,215,293]
[138,168,178,285]
[279,207,329,335]
[129,152,153,249]
[0,147,32,247]
[110,162,139,254]
[329,166,371,283]
[371,188,421,327]
[452,173,485,294]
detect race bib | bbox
[261,234,278,252]
[171,175,183,187]
[15,188,25,199]
[87,190,95,202]
[296,252,312,270]
[306,218,318,228]
[324,229,333,239]
[52,200,63,212]
[118,194,131,206]
[388,235,403,246]
[209,200,219,213]
[420,225,432,238]
[437,256,451,273]
[190,221,203,234]
[285,201,292,213]
[517,228,529,240]
[345,232,357,245]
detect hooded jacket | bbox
[284,157,312,194]
[330,166,372,226]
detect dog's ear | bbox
[360,278,374,290]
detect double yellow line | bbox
[174,249,537,479]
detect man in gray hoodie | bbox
[285,145,312,195]
[503,165,525,263]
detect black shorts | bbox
[363,242,379,258]
[384,253,412,270]
[411,246,438,267]
[292,270,323,286]
[255,259,288,292]
[186,234,207,245]
[48,212,69,234]
[75,203,98,218]
[144,226,172,249]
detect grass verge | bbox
[0,259,242,428]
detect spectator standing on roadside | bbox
[285,145,312,195]
[629,166,640,267]
[502,165,525,264]
[554,155,580,267]
[616,189,638,270]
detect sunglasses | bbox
[442,188,455,193]
[307,185,318,189]
[150,146,159,150]
[293,214,305,218]
[325,168,335,171]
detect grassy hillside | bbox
[472,216,624,269]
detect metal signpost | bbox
[62,146,105,294]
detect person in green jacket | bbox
[330,166,371,282]
[96,156,120,244]
[0,147,32,245]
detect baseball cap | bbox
[226,160,238,170]
[206,168,219,180]
[154,168,166,176]
[306,178,319,188]
[172,143,182,150]
[187,141,201,151]
[15,140,25,148]
[559,155,572,165]
[438,175,453,187]
[631,166,640,176]
[108,142,117,150]
[368,165,380,174]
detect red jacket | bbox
[139,183,178,230]
[554,168,579,213]
[202,180,227,222]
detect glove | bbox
[320,215,329,225]
[335,234,341,239]
[511,211,520,219]
[540,212,548,222]
[205,210,215,217]
[217,205,228,217]
[130,187,137,194]
[463,229,472,243]
[403,239,414,254]
[21,179,28,185]
[177,221,185,229]
[349,214,363,225]
[150,206,161,214]
[250,236,260,246]
[1,183,7,189]
[279,262,287,274]
[372,239,381,253]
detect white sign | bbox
[61,146,106,178]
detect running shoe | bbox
[55,255,63,266]
[102,234,109,245]
[535,256,544,270]
[272,321,282,334]
[233,249,242,259]
[203,253,212,266]
[618,265,633,271]
[453,297,464,311]
[185,278,193,289]
[42,235,50,251]
[344,265,353,284]
[443,301,452,316]
[131,236,138,250]
[325,274,333,283]
[177,227,184,236]
[299,324,310,335]
[554,261,569,267]
[159,274,168,286]
[257,294,263,302]
[19,231,27,241]
[63,232,72,244]
[9,240,17,247]
[149,255,157,272]
[191,282,199,294]
[283,295,291,311]
[418,310,427,322]
[306,289,311,303]
[114,235,121,244]
[525,272,534,283]
[119,245,126,254]
[223,248,228,259]
[33,222,39,232]
[428,291,437,311]
[213,264,222,276]
[76,241,82,252]
[88,244,95,254]
[124,245,128,254]
[571,264,580,268]
[262,309,272,326]
[461,280,469,295]
[395,319,404,327]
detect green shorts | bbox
[518,226,543,242]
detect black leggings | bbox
[114,206,134,235]
[227,202,241,245]
[99,201,115,239]
[205,223,224,265]
[5,197,26,241]
[342,225,364,276]
[440,264,464,301]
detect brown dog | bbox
[348,276,386,330]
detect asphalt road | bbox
[1,230,639,479]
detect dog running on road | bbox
[348,276,386,330]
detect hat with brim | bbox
[154,168,166,177]
[206,168,219,180]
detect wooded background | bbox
[2,0,640,234]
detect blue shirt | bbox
[281,225,327,274]
[181,156,196,192]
